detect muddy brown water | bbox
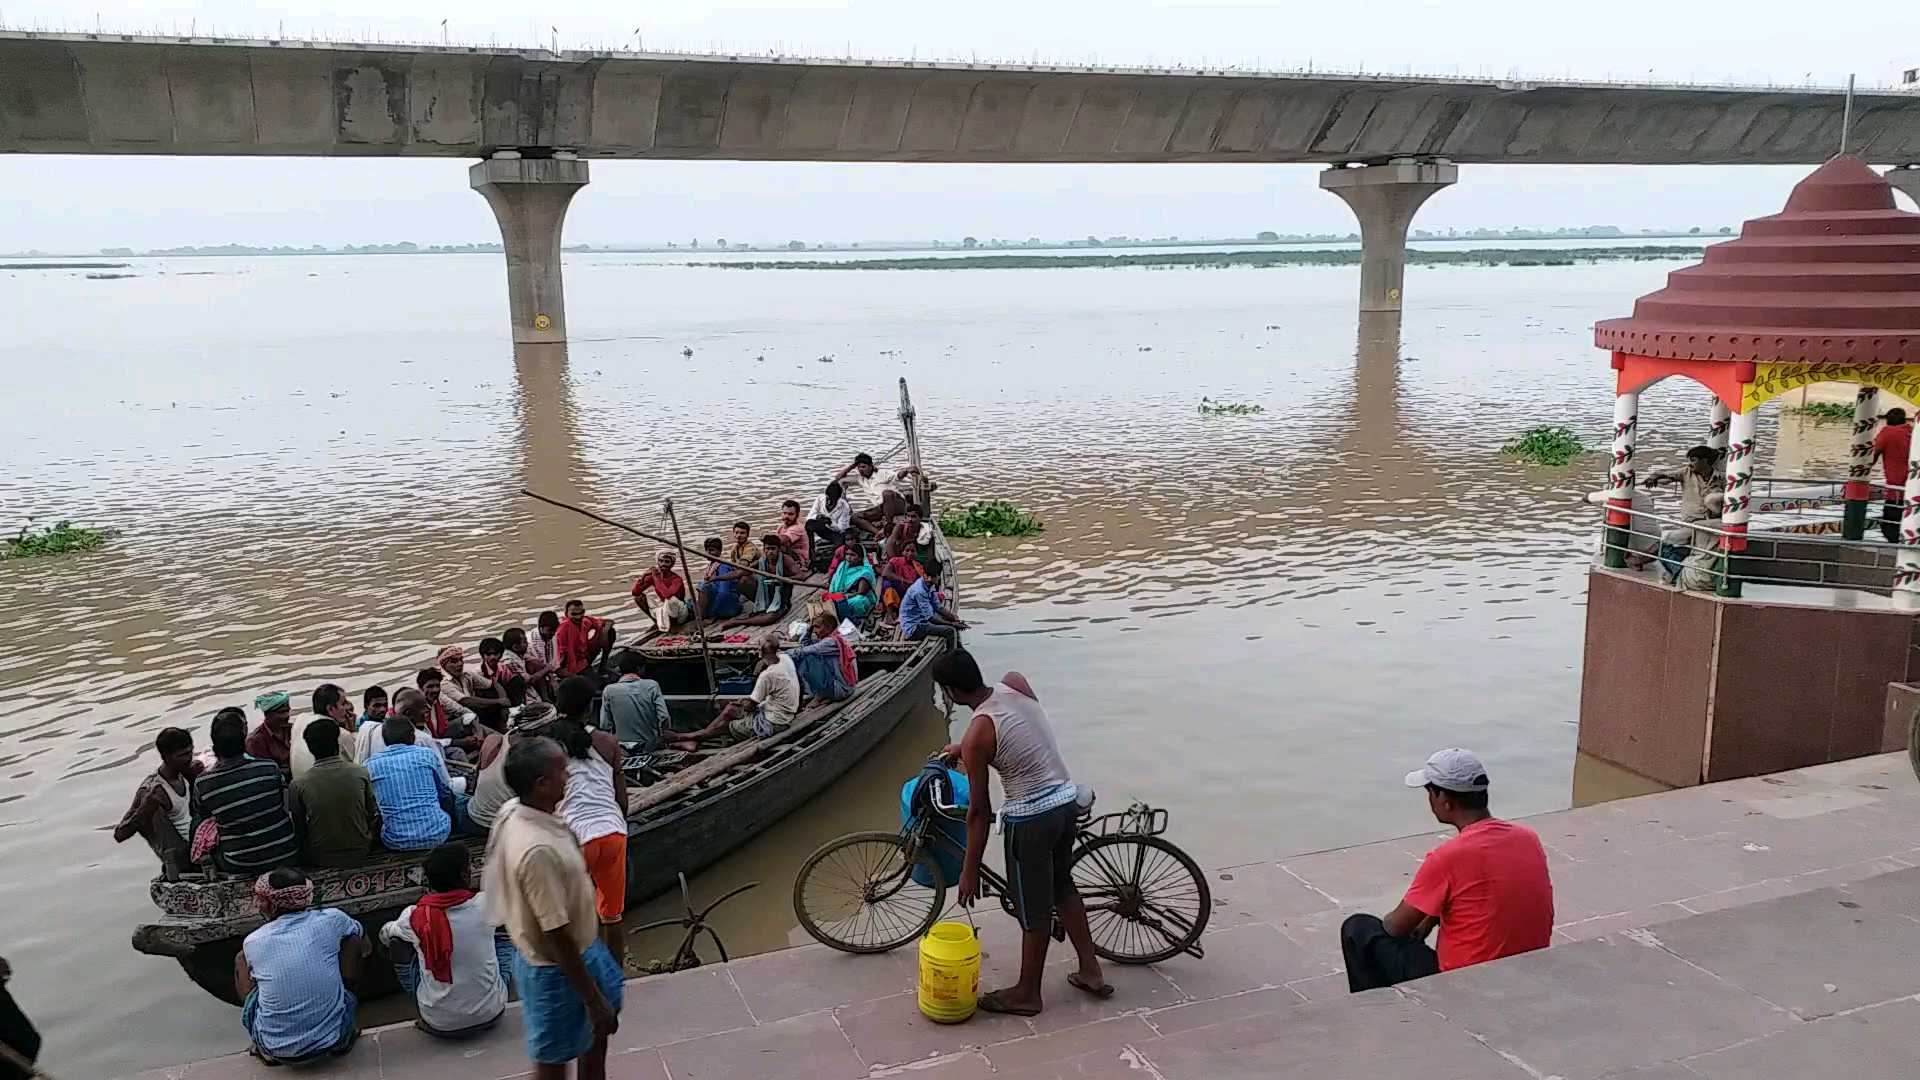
[3,247,1833,1076]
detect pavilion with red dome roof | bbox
[1578,155,1920,790]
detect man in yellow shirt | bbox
[482,739,623,1078]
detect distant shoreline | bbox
[694,245,1708,271]
[0,231,1723,261]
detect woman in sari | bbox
[826,545,879,624]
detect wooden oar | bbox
[521,489,826,594]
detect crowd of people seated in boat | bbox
[103,450,968,1067]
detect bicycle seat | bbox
[913,764,969,822]
[1075,786,1096,823]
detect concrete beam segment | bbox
[10,34,1920,163]
[470,157,588,346]
[1320,158,1459,313]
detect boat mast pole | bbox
[899,378,927,514]
[665,499,719,697]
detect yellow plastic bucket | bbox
[917,921,980,1023]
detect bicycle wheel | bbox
[1069,834,1211,964]
[793,831,947,954]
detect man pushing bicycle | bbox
[935,649,1111,1017]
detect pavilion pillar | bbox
[1843,385,1881,540]
[1604,390,1640,568]
[1319,159,1458,314]
[1718,406,1757,597]
[471,155,590,346]
[1896,434,1920,610]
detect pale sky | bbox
[2,0,1915,251]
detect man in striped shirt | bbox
[191,708,300,875]
[365,708,455,851]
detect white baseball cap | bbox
[1405,748,1490,793]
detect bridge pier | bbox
[1320,159,1458,314]
[470,155,589,346]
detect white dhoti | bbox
[651,596,690,631]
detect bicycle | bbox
[631,871,759,974]
[791,758,1210,964]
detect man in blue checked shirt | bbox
[365,704,455,851]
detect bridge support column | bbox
[471,155,589,346]
[1320,159,1457,314]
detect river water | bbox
[1,245,1831,1076]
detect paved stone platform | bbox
[127,753,1920,1079]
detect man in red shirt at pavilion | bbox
[553,599,616,684]
[1872,407,1913,543]
[1340,749,1553,992]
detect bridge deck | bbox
[6,32,1920,164]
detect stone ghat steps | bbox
[126,752,1920,1079]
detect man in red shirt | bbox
[1872,408,1913,543]
[554,599,615,682]
[632,553,691,632]
[1341,749,1553,992]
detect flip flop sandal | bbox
[976,990,1042,1017]
[1067,973,1115,1000]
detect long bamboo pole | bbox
[521,488,825,592]
[664,499,719,696]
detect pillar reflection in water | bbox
[1346,311,1410,472]
[512,342,602,577]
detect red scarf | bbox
[830,632,857,684]
[409,888,475,983]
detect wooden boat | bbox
[133,380,958,1004]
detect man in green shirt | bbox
[290,719,381,868]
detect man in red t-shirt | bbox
[554,599,615,681]
[1341,749,1554,992]
[1872,408,1913,543]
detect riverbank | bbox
[122,752,1920,1078]
[697,245,1704,271]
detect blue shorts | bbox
[242,989,358,1064]
[514,938,624,1064]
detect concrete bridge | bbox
[8,32,1920,344]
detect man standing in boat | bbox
[935,649,1109,1017]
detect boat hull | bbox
[133,644,941,1004]
[625,645,937,901]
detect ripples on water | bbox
[0,251,1809,1075]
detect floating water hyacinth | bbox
[5,520,115,559]
[1786,401,1854,425]
[1501,425,1588,466]
[938,501,1044,538]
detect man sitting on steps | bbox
[1340,748,1554,992]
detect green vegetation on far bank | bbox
[696,245,1704,272]
[6,520,114,560]
[1501,426,1589,467]
[1787,401,1856,425]
[939,501,1045,539]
